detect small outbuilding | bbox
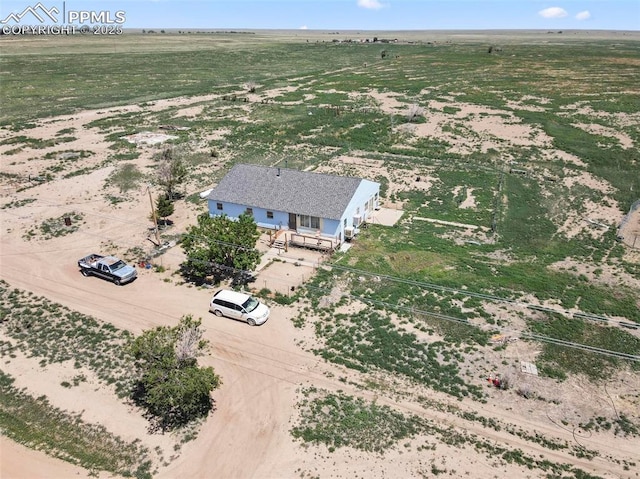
[207,164,380,249]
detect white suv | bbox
[209,289,270,326]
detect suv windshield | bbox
[242,297,260,313]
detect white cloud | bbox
[576,10,591,20]
[538,7,568,19]
[357,0,385,10]
[299,25,308,30]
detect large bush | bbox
[129,315,221,431]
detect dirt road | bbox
[1,230,637,479]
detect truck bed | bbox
[78,253,103,268]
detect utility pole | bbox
[147,186,161,246]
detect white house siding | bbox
[209,201,342,236]
[338,179,380,238]
[206,165,380,245]
[208,201,289,229]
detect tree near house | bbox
[157,147,187,200]
[154,194,175,225]
[129,315,221,431]
[181,212,261,284]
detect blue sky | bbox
[1,0,639,30]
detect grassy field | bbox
[3,37,639,311]
[1,31,639,472]
[291,387,609,478]
[0,280,155,476]
[2,31,639,370]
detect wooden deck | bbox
[288,232,336,252]
[268,229,337,252]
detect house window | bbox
[299,215,320,229]
[267,211,274,219]
[216,203,223,210]
[343,218,347,227]
[245,207,253,216]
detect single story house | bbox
[207,164,380,246]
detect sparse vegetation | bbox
[292,389,424,453]
[0,281,134,395]
[106,163,144,193]
[2,198,36,209]
[1,31,638,479]
[292,388,610,478]
[530,314,640,380]
[0,372,153,478]
[308,305,485,400]
[23,212,85,241]
[0,281,156,476]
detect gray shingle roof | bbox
[207,164,366,220]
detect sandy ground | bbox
[1,66,639,479]
[0,437,110,479]
[2,231,639,479]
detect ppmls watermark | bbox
[1,2,126,35]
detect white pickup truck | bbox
[78,254,137,285]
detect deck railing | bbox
[288,232,335,252]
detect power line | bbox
[4,196,638,333]
[10,197,634,330]
[2,197,639,361]
[321,263,638,329]
[521,333,640,361]
[0,199,260,253]
[302,285,640,363]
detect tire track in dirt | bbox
[0,244,635,478]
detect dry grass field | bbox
[1,30,639,478]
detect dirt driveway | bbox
[2,220,639,479]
